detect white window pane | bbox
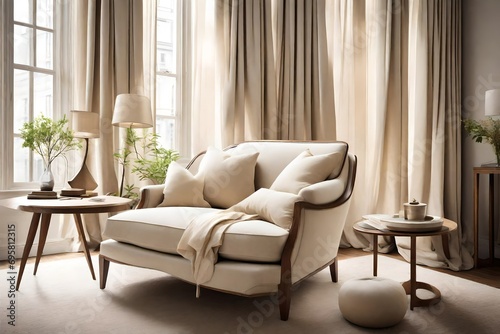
[157,0,176,73]
[156,117,175,149]
[14,0,33,24]
[36,30,53,69]
[34,73,53,118]
[13,138,29,182]
[156,75,176,117]
[14,25,33,66]
[33,155,44,181]
[37,0,53,29]
[13,70,30,133]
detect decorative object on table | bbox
[60,188,86,197]
[111,94,154,198]
[403,198,427,220]
[27,190,58,199]
[463,88,500,166]
[20,114,81,191]
[362,214,444,232]
[68,110,100,192]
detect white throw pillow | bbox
[199,146,260,208]
[230,188,301,230]
[270,149,342,194]
[158,161,211,208]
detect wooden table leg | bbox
[73,213,96,280]
[372,235,378,277]
[489,174,495,265]
[402,235,441,310]
[33,213,52,275]
[16,213,41,290]
[474,171,479,268]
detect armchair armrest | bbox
[298,179,346,205]
[136,184,164,209]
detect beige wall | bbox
[462,0,500,258]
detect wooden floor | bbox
[1,248,499,289]
[337,247,500,289]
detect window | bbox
[156,0,179,151]
[1,0,59,189]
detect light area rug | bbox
[1,254,499,334]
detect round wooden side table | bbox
[353,219,457,310]
[0,195,132,290]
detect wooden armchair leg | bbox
[278,281,291,321]
[99,255,110,289]
[329,258,338,282]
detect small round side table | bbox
[353,219,457,310]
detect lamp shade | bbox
[112,94,153,128]
[485,89,500,116]
[71,110,100,138]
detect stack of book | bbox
[27,190,58,199]
[60,188,98,198]
[60,188,86,197]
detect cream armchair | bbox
[99,141,357,320]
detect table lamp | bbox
[485,89,500,116]
[112,94,153,196]
[68,110,100,191]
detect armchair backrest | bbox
[187,140,349,190]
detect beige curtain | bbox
[274,0,335,140]
[68,0,151,249]
[327,0,369,249]
[216,0,278,145]
[328,0,472,270]
[193,0,335,150]
[189,0,221,155]
[396,0,471,270]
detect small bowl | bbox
[403,200,427,221]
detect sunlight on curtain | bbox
[328,0,471,270]
[189,0,221,155]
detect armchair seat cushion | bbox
[104,207,289,263]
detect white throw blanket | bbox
[177,210,258,296]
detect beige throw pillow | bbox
[199,146,259,208]
[158,161,211,208]
[230,188,301,230]
[270,149,342,194]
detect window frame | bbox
[155,0,191,159]
[1,0,60,190]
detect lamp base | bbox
[68,163,98,191]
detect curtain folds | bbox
[70,0,151,249]
[60,0,471,269]
[207,0,470,269]
[211,0,335,147]
[215,0,277,145]
[274,0,335,140]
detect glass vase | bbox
[40,162,55,191]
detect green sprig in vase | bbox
[463,117,500,166]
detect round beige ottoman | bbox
[338,277,408,328]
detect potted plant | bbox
[463,117,500,166]
[20,114,81,190]
[114,128,179,199]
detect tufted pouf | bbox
[338,277,408,328]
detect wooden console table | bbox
[473,166,500,268]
